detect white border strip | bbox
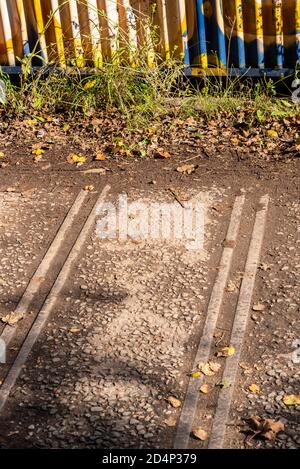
[174,195,245,449]
[208,195,269,449]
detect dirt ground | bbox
[0,113,299,449]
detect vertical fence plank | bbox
[121,0,138,65]
[0,0,15,66]
[254,0,264,68]
[273,0,283,68]
[33,0,48,62]
[68,0,84,66]
[296,0,300,62]
[86,0,103,67]
[50,0,66,65]
[196,0,208,68]
[234,0,245,68]
[103,0,119,62]
[178,0,189,65]
[16,0,30,57]
[215,0,227,68]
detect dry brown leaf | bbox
[248,416,284,441]
[199,362,215,376]
[199,361,221,376]
[1,311,25,326]
[166,396,181,408]
[239,362,253,374]
[295,137,300,151]
[226,280,237,292]
[176,164,196,175]
[21,188,36,198]
[199,384,210,394]
[208,361,221,373]
[95,150,106,161]
[192,427,208,441]
[84,185,95,192]
[155,148,172,159]
[164,416,177,427]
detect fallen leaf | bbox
[267,129,279,139]
[24,118,37,126]
[21,188,36,198]
[199,384,210,394]
[192,427,208,441]
[282,394,300,406]
[32,148,45,156]
[252,303,265,312]
[208,361,221,373]
[0,151,5,158]
[248,416,284,441]
[84,185,95,192]
[239,362,253,374]
[166,396,181,408]
[199,362,215,376]
[164,416,177,427]
[199,361,221,376]
[226,280,237,292]
[1,311,25,326]
[295,137,300,151]
[176,164,196,175]
[216,345,235,357]
[67,154,87,166]
[84,79,97,90]
[249,384,260,393]
[94,150,106,161]
[191,371,201,378]
[155,148,172,159]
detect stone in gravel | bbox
[252,303,265,312]
[91,407,102,412]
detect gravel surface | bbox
[0,189,73,320]
[0,188,227,448]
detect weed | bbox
[0,1,299,128]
